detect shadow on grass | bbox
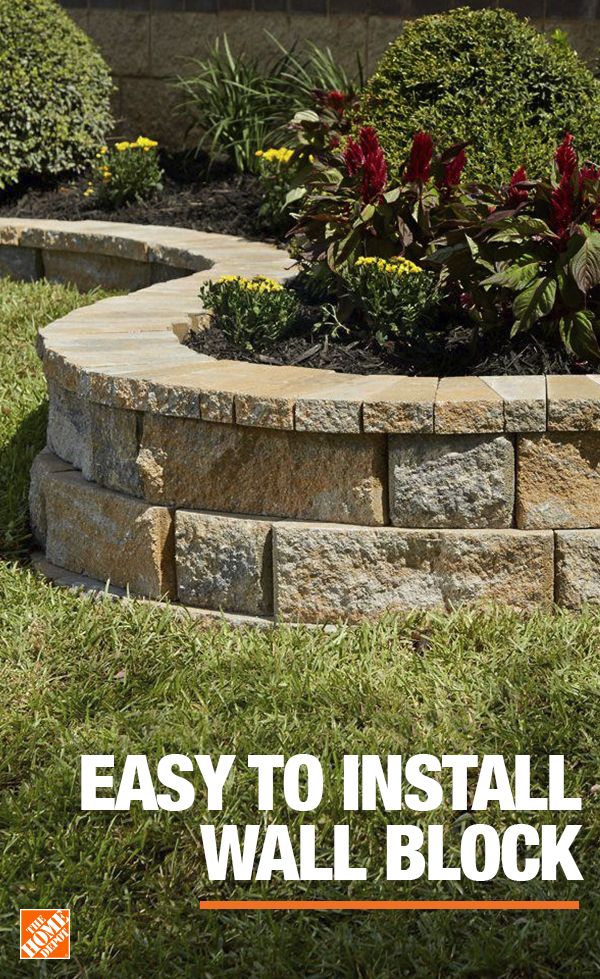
[0,400,47,560]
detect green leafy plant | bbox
[330,255,441,349]
[291,127,489,273]
[175,34,360,174]
[0,0,113,190]
[430,135,600,360]
[87,136,163,208]
[359,7,600,186]
[199,275,300,350]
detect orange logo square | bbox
[20,909,70,960]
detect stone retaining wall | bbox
[3,217,600,623]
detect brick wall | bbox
[59,0,600,146]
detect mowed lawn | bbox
[0,278,599,978]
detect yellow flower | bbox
[216,274,283,293]
[115,141,130,152]
[354,255,422,276]
[100,146,108,154]
[135,136,158,149]
[257,147,294,166]
[83,187,94,197]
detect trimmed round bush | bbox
[0,0,113,189]
[359,7,600,186]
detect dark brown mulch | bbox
[0,172,278,243]
[185,321,589,377]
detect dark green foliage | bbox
[0,0,113,189]
[359,7,600,185]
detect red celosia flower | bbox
[507,165,529,206]
[555,133,577,179]
[404,131,434,184]
[325,90,348,114]
[441,147,467,189]
[580,163,599,182]
[550,172,574,238]
[344,126,388,203]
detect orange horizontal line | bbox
[200,900,578,911]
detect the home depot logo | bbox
[20,909,70,960]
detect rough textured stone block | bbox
[47,379,92,476]
[517,432,600,529]
[274,524,554,623]
[42,249,151,292]
[44,469,175,598]
[176,510,273,615]
[90,402,142,496]
[556,530,600,607]
[137,416,387,524]
[389,434,515,529]
[0,244,42,281]
[29,448,74,547]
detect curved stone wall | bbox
[3,217,600,623]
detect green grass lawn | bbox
[0,278,599,978]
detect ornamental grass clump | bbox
[199,275,300,351]
[87,136,163,208]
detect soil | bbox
[0,167,279,244]
[185,319,588,377]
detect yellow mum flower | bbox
[115,141,130,152]
[257,147,294,165]
[135,136,158,149]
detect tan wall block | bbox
[176,510,273,616]
[88,11,150,77]
[138,415,387,524]
[42,250,151,293]
[47,379,92,477]
[151,13,222,72]
[119,78,186,147]
[29,449,75,548]
[517,432,600,530]
[274,524,554,623]
[556,530,600,608]
[90,402,142,497]
[44,469,175,599]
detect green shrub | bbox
[87,136,163,208]
[359,7,600,186]
[199,275,300,350]
[0,0,113,190]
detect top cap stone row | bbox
[2,217,599,436]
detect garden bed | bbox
[0,172,277,243]
[4,218,600,623]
